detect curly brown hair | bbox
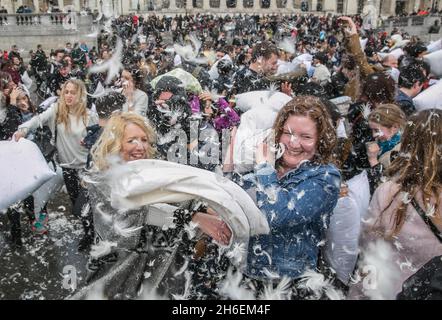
[272,95,338,168]
[381,109,442,236]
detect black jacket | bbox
[342,101,374,182]
[0,105,22,141]
[229,67,270,97]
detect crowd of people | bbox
[1,11,441,300]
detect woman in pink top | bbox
[349,109,442,300]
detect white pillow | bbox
[426,39,442,53]
[235,90,291,113]
[423,49,442,78]
[360,38,368,51]
[33,164,64,213]
[389,48,404,60]
[0,139,56,211]
[324,171,370,284]
[233,92,292,173]
[413,80,442,111]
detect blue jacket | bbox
[243,161,341,280]
[395,90,416,117]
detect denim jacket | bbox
[242,161,341,280]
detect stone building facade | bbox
[1,0,441,16]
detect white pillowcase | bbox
[413,80,442,111]
[0,139,56,211]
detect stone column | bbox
[237,0,244,10]
[253,0,260,10]
[346,0,358,14]
[169,0,178,10]
[186,0,194,11]
[202,0,209,9]
[220,0,227,9]
[74,0,81,11]
[413,0,421,11]
[121,0,131,14]
[33,0,40,13]
[287,0,294,11]
[311,0,317,11]
[270,0,277,10]
[58,0,65,12]
[322,0,335,12]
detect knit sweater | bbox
[18,103,98,169]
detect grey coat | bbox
[70,178,193,300]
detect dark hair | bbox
[123,64,145,90]
[314,52,328,65]
[361,72,396,105]
[95,91,126,118]
[251,41,279,63]
[319,97,341,128]
[404,42,427,58]
[364,46,375,58]
[217,59,233,75]
[54,49,66,56]
[398,64,426,89]
[413,59,431,77]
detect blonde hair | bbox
[91,112,157,170]
[368,104,406,130]
[57,79,88,131]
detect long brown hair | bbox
[273,95,337,168]
[368,103,406,129]
[381,109,442,236]
[57,79,88,132]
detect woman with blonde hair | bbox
[350,109,442,299]
[91,112,156,171]
[75,112,232,299]
[14,79,98,216]
[366,104,407,194]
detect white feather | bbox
[89,38,123,84]
[277,38,296,55]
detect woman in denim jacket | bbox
[239,96,341,299]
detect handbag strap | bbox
[411,198,442,244]
[53,106,58,145]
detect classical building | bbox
[0,0,441,16]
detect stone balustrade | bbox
[0,13,97,58]
[381,14,442,41]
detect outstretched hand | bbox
[338,16,358,36]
